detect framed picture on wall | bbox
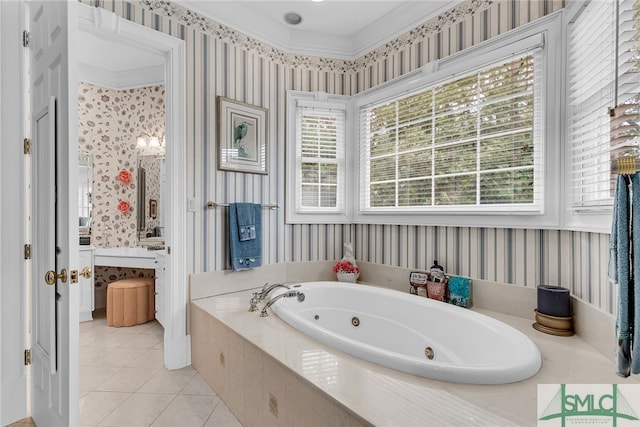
[217,96,268,174]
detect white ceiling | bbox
[172,0,462,59]
[77,31,165,89]
[76,0,462,84]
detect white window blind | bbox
[295,105,346,213]
[359,52,543,212]
[569,0,639,209]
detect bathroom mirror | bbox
[137,155,165,243]
[79,151,92,244]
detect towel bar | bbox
[207,201,279,210]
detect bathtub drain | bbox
[351,317,360,327]
[314,315,319,320]
[425,347,434,360]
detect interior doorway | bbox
[77,3,189,370]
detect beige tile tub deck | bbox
[191,288,639,427]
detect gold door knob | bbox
[79,266,92,279]
[44,269,67,285]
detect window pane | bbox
[434,74,477,114]
[370,156,396,182]
[370,130,396,157]
[399,121,432,151]
[480,169,534,204]
[434,110,476,145]
[301,162,318,183]
[480,56,534,101]
[301,184,318,206]
[399,179,432,206]
[369,102,396,134]
[320,163,338,184]
[399,149,431,179]
[480,132,533,171]
[320,186,337,207]
[371,182,396,207]
[480,95,533,136]
[399,91,433,124]
[434,174,477,205]
[434,142,476,175]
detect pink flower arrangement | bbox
[332,260,360,274]
[118,200,130,214]
[118,170,132,184]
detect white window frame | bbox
[562,0,621,233]
[286,14,564,228]
[354,13,563,228]
[286,91,354,224]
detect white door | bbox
[29,1,79,425]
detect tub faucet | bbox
[260,290,305,317]
[249,282,291,312]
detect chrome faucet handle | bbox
[248,292,260,312]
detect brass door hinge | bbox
[24,138,30,155]
[24,349,31,366]
[24,244,31,260]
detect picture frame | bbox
[217,96,268,174]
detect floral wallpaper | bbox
[78,82,165,309]
[77,82,165,247]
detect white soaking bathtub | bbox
[268,281,542,384]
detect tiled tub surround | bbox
[189,262,637,427]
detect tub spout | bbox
[250,283,292,312]
[260,290,305,317]
[259,283,291,300]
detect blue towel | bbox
[229,203,262,271]
[610,174,640,376]
[632,173,640,375]
[235,202,256,241]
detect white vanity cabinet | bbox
[79,247,95,322]
[154,252,166,327]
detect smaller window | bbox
[286,92,352,224]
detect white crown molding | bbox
[142,0,492,72]
[78,62,164,90]
[170,1,463,60]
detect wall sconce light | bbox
[136,132,165,155]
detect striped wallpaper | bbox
[83,0,617,315]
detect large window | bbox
[360,52,542,212]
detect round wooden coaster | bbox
[532,322,575,336]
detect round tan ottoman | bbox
[106,277,155,327]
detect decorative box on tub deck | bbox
[426,279,447,302]
[447,276,472,308]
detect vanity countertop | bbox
[94,247,163,269]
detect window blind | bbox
[295,105,346,212]
[569,0,639,209]
[359,51,543,211]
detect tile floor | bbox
[78,309,242,427]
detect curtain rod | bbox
[612,157,640,175]
[206,201,279,210]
